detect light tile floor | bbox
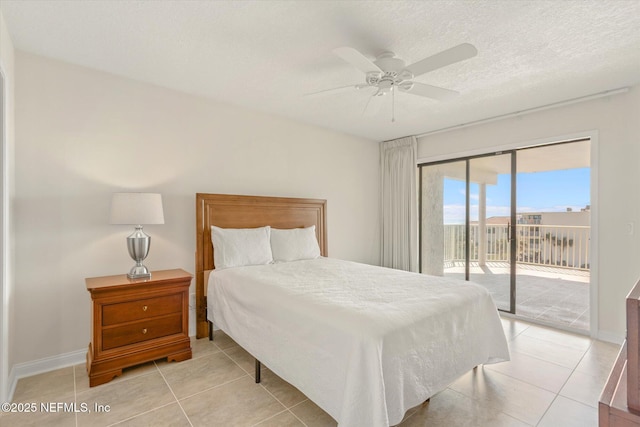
[3,317,619,426]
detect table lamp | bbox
[110,192,164,279]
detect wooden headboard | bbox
[195,193,327,338]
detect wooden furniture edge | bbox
[600,341,627,407]
[86,269,192,291]
[628,277,640,412]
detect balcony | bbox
[442,224,590,331]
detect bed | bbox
[195,193,509,427]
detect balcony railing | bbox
[443,224,590,270]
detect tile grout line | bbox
[207,336,314,425]
[442,344,550,425]
[451,367,537,426]
[76,366,159,397]
[524,299,589,330]
[256,382,309,425]
[518,329,592,353]
[105,401,177,427]
[102,363,185,427]
[223,353,288,406]
[247,408,291,427]
[154,360,195,427]
[534,393,560,426]
[219,345,306,425]
[482,350,581,402]
[533,335,595,426]
[287,409,310,427]
[286,400,313,427]
[569,307,590,328]
[500,346,582,371]
[256,378,293,408]
[502,320,531,341]
[444,387,536,427]
[174,375,248,402]
[188,340,311,426]
[219,346,253,376]
[549,339,606,414]
[185,338,227,362]
[507,320,609,422]
[556,393,601,410]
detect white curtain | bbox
[380,136,418,272]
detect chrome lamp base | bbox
[127,264,151,280]
[126,225,152,280]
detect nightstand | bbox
[86,269,193,387]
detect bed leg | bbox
[255,360,261,383]
[208,321,213,341]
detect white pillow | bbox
[270,226,321,262]
[211,225,273,270]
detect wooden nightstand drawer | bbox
[103,294,182,326]
[102,313,182,350]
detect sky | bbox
[442,168,590,224]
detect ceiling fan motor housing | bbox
[368,52,415,89]
[373,51,405,72]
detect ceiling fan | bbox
[307,43,478,121]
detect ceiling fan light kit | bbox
[308,43,478,121]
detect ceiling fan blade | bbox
[333,47,382,74]
[363,92,386,116]
[405,43,477,78]
[304,83,368,98]
[399,82,459,101]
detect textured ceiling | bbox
[1,0,639,141]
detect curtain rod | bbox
[416,87,630,139]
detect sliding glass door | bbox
[420,139,591,329]
[514,141,591,330]
[419,152,516,313]
[468,154,515,312]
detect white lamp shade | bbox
[110,193,165,225]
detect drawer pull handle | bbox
[142,305,148,311]
[142,328,148,334]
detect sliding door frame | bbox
[418,150,517,313]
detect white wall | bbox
[12,52,380,366]
[417,86,640,341]
[0,8,15,403]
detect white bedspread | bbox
[207,257,509,426]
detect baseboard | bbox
[7,348,86,403]
[598,329,625,345]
